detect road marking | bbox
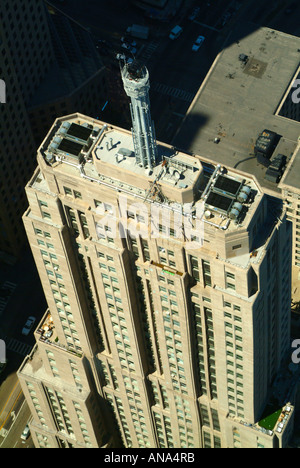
[152,82,194,103]
[0,381,20,430]
[4,337,33,357]
[193,20,220,32]
[137,41,159,63]
[0,389,22,433]
[172,112,185,118]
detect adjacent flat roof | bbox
[280,144,300,191]
[173,24,300,193]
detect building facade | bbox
[0,0,107,261]
[0,0,53,260]
[173,26,300,288]
[17,103,295,447]
[279,141,300,279]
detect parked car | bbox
[192,35,205,51]
[21,425,30,441]
[121,37,137,47]
[189,7,200,21]
[169,25,183,40]
[22,316,36,336]
[121,43,137,54]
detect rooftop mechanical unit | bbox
[212,175,244,199]
[204,174,251,221]
[66,122,93,143]
[45,122,97,165]
[255,129,279,166]
[264,154,287,183]
[57,138,84,158]
[205,191,234,216]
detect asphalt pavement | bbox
[0,247,46,448]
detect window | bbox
[74,191,82,199]
[225,271,236,291]
[141,239,150,261]
[202,260,212,287]
[64,187,72,196]
[190,256,200,281]
[127,211,135,219]
[226,272,235,280]
[94,200,103,209]
[104,203,113,213]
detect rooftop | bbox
[35,112,269,240]
[279,142,300,192]
[173,24,300,193]
[95,127,202,192]
[39,114,265,235]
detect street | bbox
[0,392,34,449]
[0,247,46,448]
[44,0,300,143]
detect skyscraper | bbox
[173,26,300,289]
[0,0,53,260]
[0,0,107,261]
[18,63,295,449]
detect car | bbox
[121,43,137,54]
[192,35,205,51]
[122,38,137,47]
[22,316,36,336]
[189,7,200,20]
[21,425,30,441]
[169,25,183,40]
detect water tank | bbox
[237,185,251,202]
[45,153,54,164]
[237,191,248,203]
[229,202,243,220]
